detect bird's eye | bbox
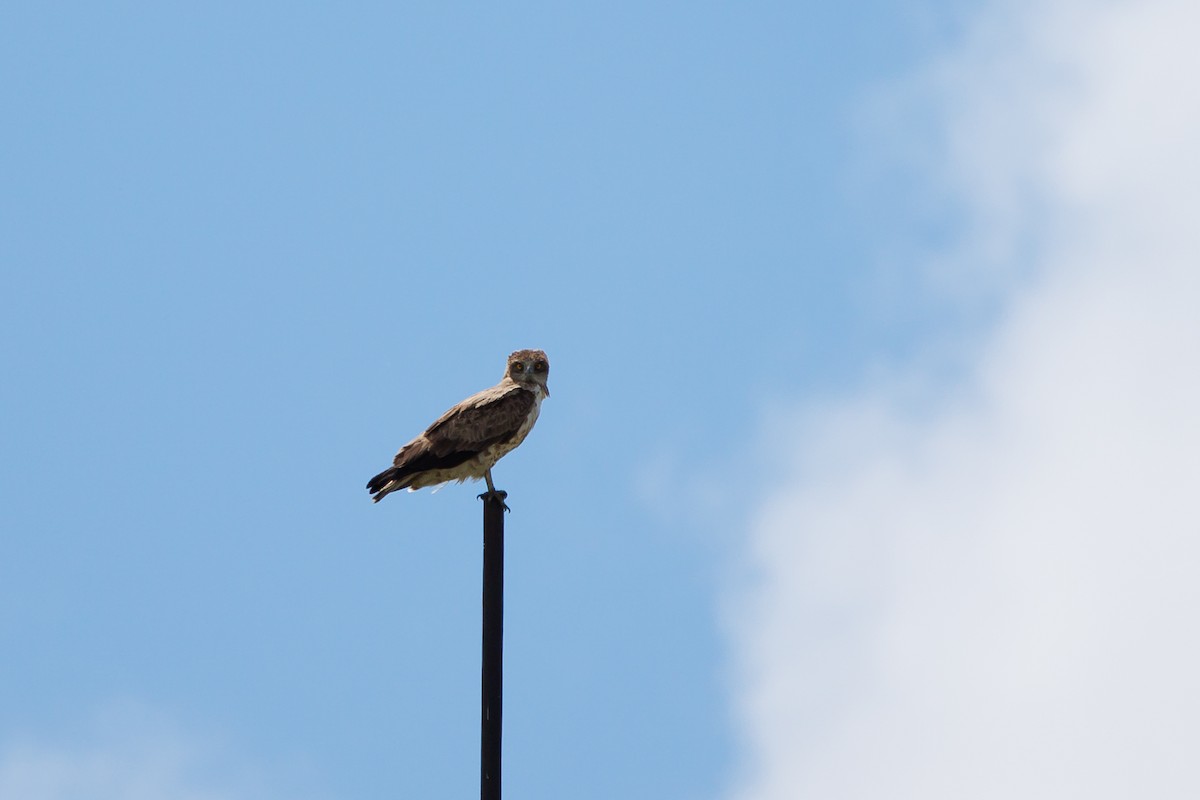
[510,363,523,372]
[533,361,547,373]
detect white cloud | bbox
[0,705,284,800]
[726,1,1200,798]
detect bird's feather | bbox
[422,384,536,455]
[377,385,536,479]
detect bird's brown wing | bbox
[391,384,536,472]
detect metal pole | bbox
[481,492,506,800]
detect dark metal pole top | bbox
[480,489,506,800]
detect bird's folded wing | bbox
[421,385,536,456]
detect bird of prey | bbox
[367,349,550,504]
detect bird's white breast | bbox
[485,390,543,464]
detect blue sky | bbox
[6,2,1200,799]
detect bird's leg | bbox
[477,469,509,512]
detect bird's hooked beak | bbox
[542,383,550,398]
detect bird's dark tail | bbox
[367,466,410,503]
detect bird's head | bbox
[506,349,550,398]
